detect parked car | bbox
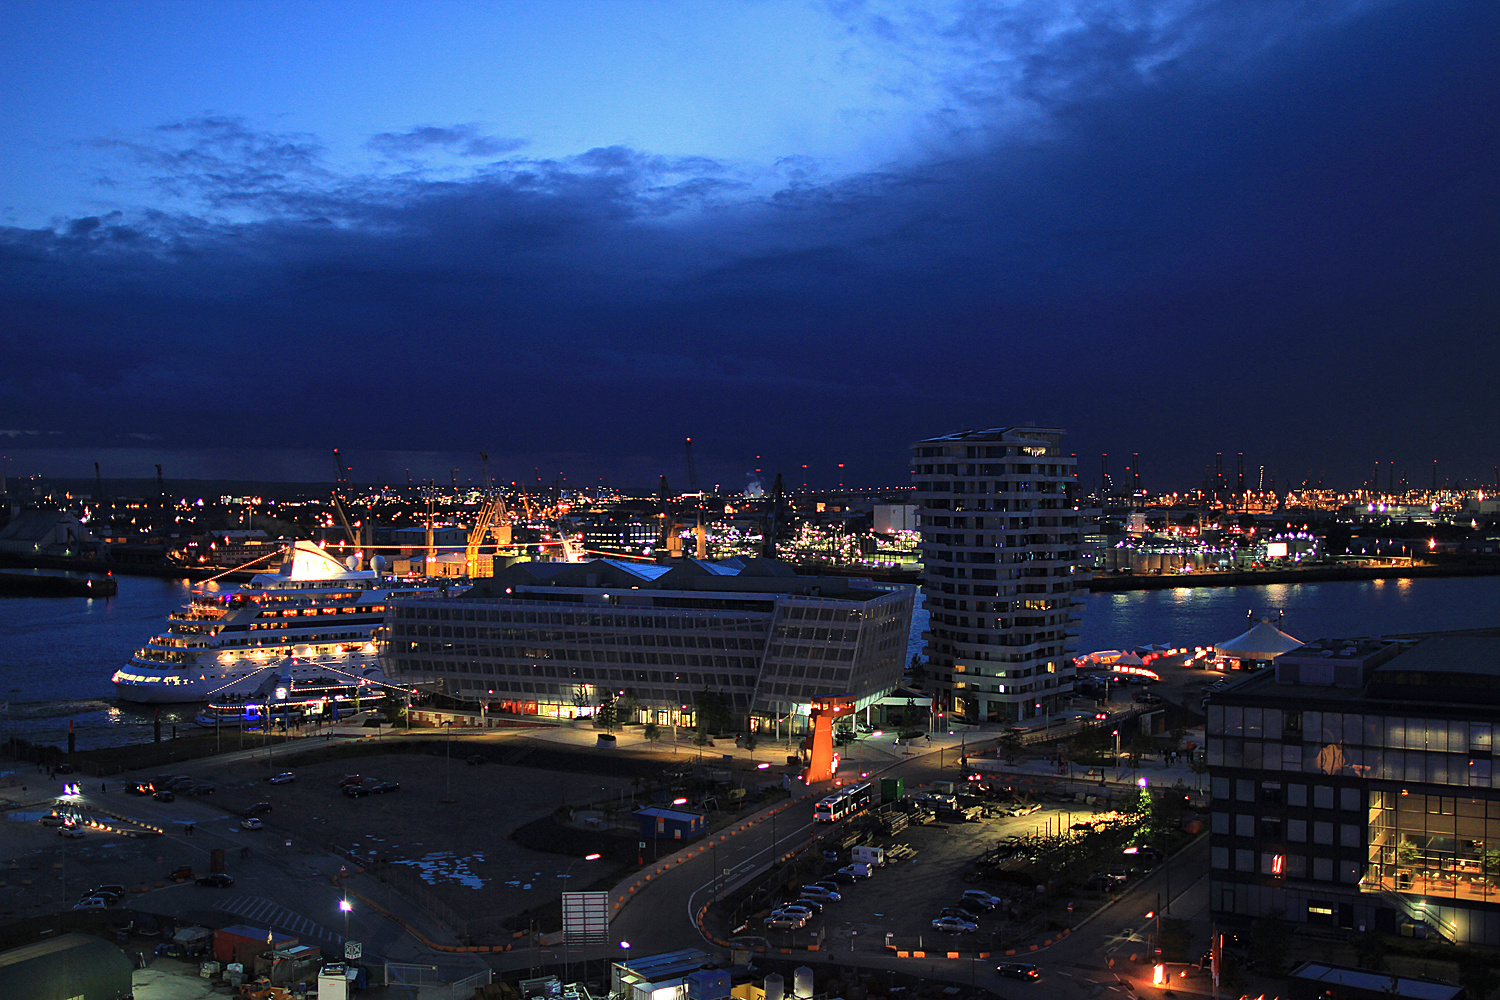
[836,864,872,881]
[775,905,815,922]
[930,916,978,934]
[39,813,67,827]
[373,781,401,794]
[88,885,126,902]
[337,774,364,788]
[188,783,215,796]
[268,772,296,784]
[465,754,487,765]
[789,898,824,914]
[955,898,990,916]
[240,817,263,830]
[798,885,841,902]
[196,873,235,888]
[59,826,86,839]
[245,802,273,816]
[167,777,198,792]
[73,897,109,910]
[152,790,175,802]
[997,963,1041,981]
[938,907,973,921]
[764,912,807,930]
[342,784,368,798]
[166,866,195,882]
[963,890,1002,908]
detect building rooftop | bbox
[468,556,898,603]
[1373,635,1500,679]
[914,426,1065,443]
[1289,962,1460,1000]
[1218,628,1500,708]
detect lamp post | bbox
[441,719,456,803]
[561,853,601,984]
[339,896,352,945]
[1113,730,1121,780]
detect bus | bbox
[814,782,872,823]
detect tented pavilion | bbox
[1214,618,1304,667]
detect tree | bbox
[1351,931,1388,972]
[1158,917,1192,963]
[1248,911,1291,974]
[618,689,640,725]
[1459,953,1499,1000]
[694,688,732,734]
[908,655,927,685]
[999,731,1025,763]
[1070,724,1110,762]
[643,722,661,743]
[1126,731,1155,767]
[596,692,617,733]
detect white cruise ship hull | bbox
[112,654,386,704]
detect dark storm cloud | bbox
[368,124,528,158]
[1,0,1496,488]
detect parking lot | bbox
[743,789,1145,957]
[2,742,645,939]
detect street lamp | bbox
[561,853,602,983]
[441,720,456,803]
[339,897,352,944]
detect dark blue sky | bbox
[2,1,1496,492]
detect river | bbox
[1,573,1497,750]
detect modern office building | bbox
[1206,630,1500,945]
[384,556,914,733]
[910,426,1086,724]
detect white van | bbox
[851,845,886,867]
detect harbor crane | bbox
[330,449,359,549]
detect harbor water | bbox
[1,573,1498,750]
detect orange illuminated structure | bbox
[804,693,855,784]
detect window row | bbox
[1208,705,1492,753]
[1208,739,1492,787]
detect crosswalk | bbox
[216,895,340,947]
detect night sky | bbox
[2,1,1496,492]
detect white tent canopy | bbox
[1214,620,1304,660]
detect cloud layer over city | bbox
[1,0,1495,490]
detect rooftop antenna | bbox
[93,461,105,516]
[155,463,165,508]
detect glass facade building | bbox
[1206,632,1500,945]
[384,556,914,731]
[910,425,1086,724]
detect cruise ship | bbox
[113,540,440,704]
